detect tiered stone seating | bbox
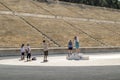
[1,0,120,21]
[24,17,103,47]
[0,0,50,15]
[0,15,56,48]
[63,4,120,21]
[69,21,120,46]
[0,3,9,11]
[0,0,120,48]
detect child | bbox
[20,44,25,60]
[68,40,73,57]
[26,44,31,61]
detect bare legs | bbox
[21,55,25,60]
[43,51,48,62]
[76,48,80,53]
[68,50,72,57]
[44,55,47,61]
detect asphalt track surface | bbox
[0,65,120,80]
[0,53,120,80]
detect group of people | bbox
[20,44,31,61]
[68,36,80,57]
[20,36,80,62]
[20,40,49,62]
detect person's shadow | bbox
[41,60,48,63]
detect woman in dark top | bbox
[68,40,73,57]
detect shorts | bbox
[68,47,73,50]
[75,42,80,49]
[27,53,31,59]
[21,52,25,56]
[75,46,79,49]
[44,51,48,56]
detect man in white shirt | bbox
[42,40,49,62]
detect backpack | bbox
[32,57,37,60]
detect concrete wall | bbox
[0,47,120,57]
[0,48,67,57]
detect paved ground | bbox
[0,52,120,66]
[0,65,120,80]
[0,52,120,80]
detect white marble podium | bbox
[66,53,89,60]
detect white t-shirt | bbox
[43,42,48,51]
[21,47,25,53]
[26,46,31,53]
